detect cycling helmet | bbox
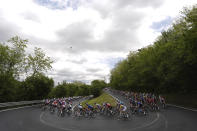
[120,101,124,105]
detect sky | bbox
[0,0,196,84]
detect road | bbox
[0,92,197,131]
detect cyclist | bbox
[106,103,112,110]
[161,96,166,109]
[78,103,83,111]
[119,104,127,117]
[137,100,146,114]
[75,103,83,117]
[68,103,72,111]
[62,100,66,110]
[86,103,94,111]
[85,103,95,117]
[94,103,101,112]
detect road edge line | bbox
[39,98,88,131]
[0,105,38,113]
[167,104,197,112]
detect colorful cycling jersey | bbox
[62,101,66,105]
[68,97,71,102]
[129,98,132,104]
[86,104,93,110]
[45,99,49,104]
[106,103,111,107]
[122,105,127,111]
[120,105,127,111]
[53,101,57,106]
[138,102,143,108]
[120,105,124,109]
[78,105,83,109]
[161,97,165,103]
[96,103,101,108]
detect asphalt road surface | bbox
[0,92,197,131]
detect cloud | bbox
[0,11,21,41]
[82,0,164,18]
[66,58,87,64]
[55,8,144,53]
[48,69,86,83]
[86,68,101,73]
[21,11,41,23]
[48,67,105,84]
[0,0,196,84]
[56,20,94,52]
[115,0,163,8]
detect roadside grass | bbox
[81,92,117,107]
[164,93,197,109]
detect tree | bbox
[110,5,197,94]
[27,47,53,76]
[91,80,107,89]
[0,36,54,102]
[90,80,106,97]
[22,73,54,100]
[0,36,28,102]
[0,36,27,77]
[50,84,67,98]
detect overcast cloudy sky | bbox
[0,0,196,84]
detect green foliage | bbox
[48,82,92,98]
[48,79,106,98]
[77,84,91,96]
[90,80,107,97]
[0,36,27,78]
[21,73,54,100]
[0,36,106,102]
[27,47,53,76]
[0,74,18,102]
[110,5,197,94]
[0,36,28,102]
[49,84,67,98]
[91,80,107,89]
[0,36,53,102]
[89,86,101,98]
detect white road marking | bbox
[167,104,197,112]
[158,113,168,129]
[40,98,87,131]
[107,93,119,102]
[0,105,38,113]
[40,112,73,131]
[130,112,160,130]
[107,92,161,130]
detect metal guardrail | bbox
[0,95,94,108]
[0,100,42,108]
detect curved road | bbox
[0,92,197,131]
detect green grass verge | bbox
[164,93,197,109]
[81,93,117,107]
